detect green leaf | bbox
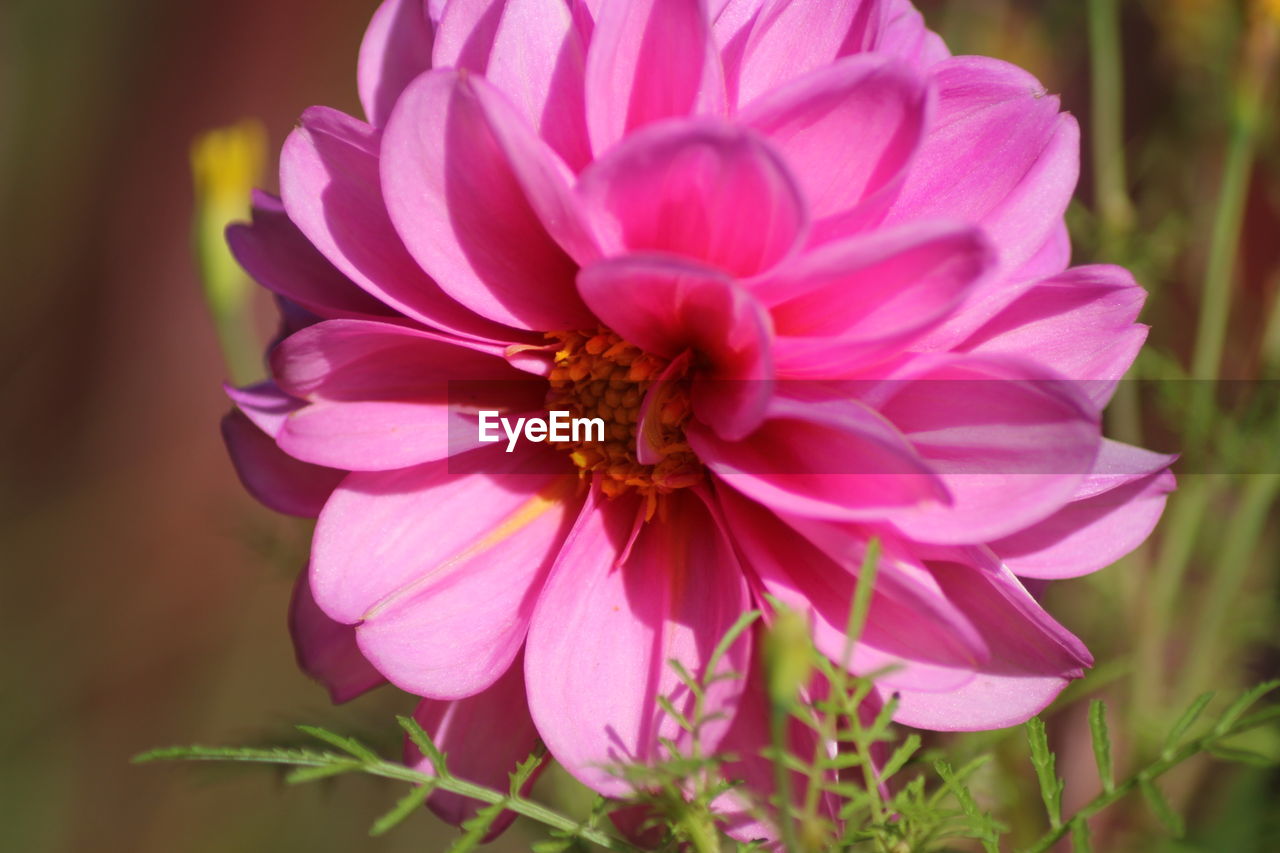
[448,801,507,853]
[1205,744,1280,767]
[841,539,881,666]
[1139,777,1185,837]
[397,715,447,772]
[1215,680,1280,735]
[878,734,922,782]
[509,749,545,796]
[707,610,761,681]
[1088,700,1114,793]
[133,744,338,767]
[370,784,432,837]
[285,762,360,785]
[296,725,381,763]
[1163,691,1215,757]
[1026,718,1065,828]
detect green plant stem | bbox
[1182,473,1280,696]
[135,747,642,852]
[1087,0,1135,258]
[769,703,803,853]
[1017,705,1280,853]
[1189,13,1277,427]
[1133,478,1215,725]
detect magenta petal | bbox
[733,0,893,107]
[876,355,1100,543]
[269,319,532,470]
[712,668,839,846]
[585,0,726,154]
[885,555,1090,730]
[224,380,302,437]
[885,56,1079,279]
[405,656,543,837]
[446,0,592,170]
[270,319,515,400]
[578,255,774,439]
[280,107,513,341]
[991,440,1176,579]
[578,120,808,277]
[959,265,1149,407]
[227,192,393,320]
[756,222,994,376]
[222,410,345,518]
[525,488,752,796]
[740,54,931,226]
[312,448,581,698]
[358,0,435,128]
[289,571,385,703]
[693,392,948,521]
[717,489,987,691]
[381,70,595,330]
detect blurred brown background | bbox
[2,1,1277,852]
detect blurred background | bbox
[1,1,1276,851]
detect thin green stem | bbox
[1087,0,1135,259]
[1132,478,1215,726]
[136,747,642,852]
[1017,702,1280,853]
[1189,13,1276,425]
[1182,473,1280,696]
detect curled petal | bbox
[578,120,808,277]
[382,70,595,330]
[578,255,774,439]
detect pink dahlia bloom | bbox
[222,0,1174,838]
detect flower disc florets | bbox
[545,328,703,506]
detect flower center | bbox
[545,329,703,509]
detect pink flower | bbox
[222,0,1174,839]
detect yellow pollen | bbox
[546,328,704,515]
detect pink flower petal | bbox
[959,265,1149,407]
[884,56,1079,279]
[577,255,774,439]
[712,666,840,846]
[289,571,385,703]
[227,192,393,320]
[280,107,517,341]
[436,0,591,170]
[717,488,986,691]
[693,391,949,521]
[358,0,435,128]
[733,0,894,107]
[381,70,596,330]
[874,355,1101,543]
[405,655,544,837]
[312,447,582,698]
[269,319,536,471]
[755,222,994,376]
[991,440,1176,578]
[578,120,808,277]
[585,0,726,154]
[883,554,1091,730]
[525,487,752,796]
[224,380,302,437]
[740,54,931,227]
[221,409,345,518]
